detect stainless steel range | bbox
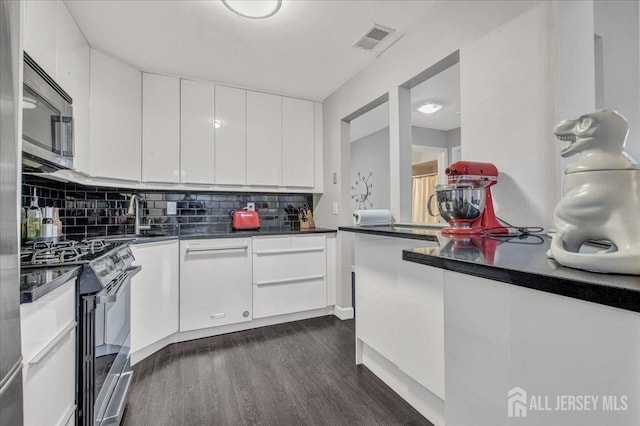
[21,239,115,267]
[21,239,141,426]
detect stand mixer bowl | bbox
[429,185,487,226]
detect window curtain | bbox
[412,174,440,224]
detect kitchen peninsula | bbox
[340,225,640,426]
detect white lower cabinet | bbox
[21,278,76,426]
[252,235,327,318]
[444,271,640,426]
[130,240,179,354]
[180,238,253,331]
[355,234,444,398]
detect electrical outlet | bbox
[247,202,255,211]
[167,201,177,215]
[333,201,339,215]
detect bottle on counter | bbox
[53,207,62,237]
[21,207,27,241]
[27,188,42,239]
[42,207,54,238]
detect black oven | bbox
[77,245,140,426]
[20,240,139,426]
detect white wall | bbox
[412,126,460,166]
[461,2,557,229]
[349,128,391,211]
[317,0,544,308]
[594,0,640,162]
[446,128,461,150]
[412,127,449,150]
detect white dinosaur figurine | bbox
[548,109,640,274]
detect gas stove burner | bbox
[20,238,122,268]
[81,239,109,255]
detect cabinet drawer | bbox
[22,323,75,426]
[253,277,327,319]
[253,250,325,284]
[253,235,326,284]
[20,278,76,363]
[253,234,325,253]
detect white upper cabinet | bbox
[142,73,180,183]
[246,91,282,186]
[57,2,90,175]
[180,79,215,184]
[282,97,315,188]
[314,102,323,192]
[24,0,58,79]
[214,85,246,185]
[89,49,142,182]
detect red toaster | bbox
[232,210,261,230]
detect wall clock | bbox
[351,171,373,209]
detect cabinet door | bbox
[21,279,76,426]
[142,73,180,183]
[89,49,141,182]
[180,239,252,331]
[282,97,314,188]
[130,240,179,354]
[24,0,57,79]
[397,261,444,399]
[57,2,90,174]
[313,102,324,192]
[246,91,281,186]
[22,323,75,426]
[181,79,215,184]
[214,85,246,185]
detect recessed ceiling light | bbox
[221,0,282,19]
[417,102,443,114]
[213,119,223,129]
[22,95,37,109]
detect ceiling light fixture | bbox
[22,95,37,110]
[213,119,223,129]
[221,0,282,19]
[417,102,444,114]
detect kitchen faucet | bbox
[127,194,151,235]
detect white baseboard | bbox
[131,307,333,365]
[333,305,354,320]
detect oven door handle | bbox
[96,265,141,304]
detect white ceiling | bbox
[348,62,460,141]
[65,0,439,101]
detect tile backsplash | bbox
[22,175,313,240]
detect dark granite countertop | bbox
[339,225,440,242]
[20,266,82,304]
[125,226,336,244]
[340,225,640,313]
[403,234,640,313]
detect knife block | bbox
[299,209,315,229]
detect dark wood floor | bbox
[121,316,433,426]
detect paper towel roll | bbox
[353,209,392,226]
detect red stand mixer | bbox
[430,161,509,235]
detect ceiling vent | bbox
[352,24,395,51]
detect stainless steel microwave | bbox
[22,52,74,170]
